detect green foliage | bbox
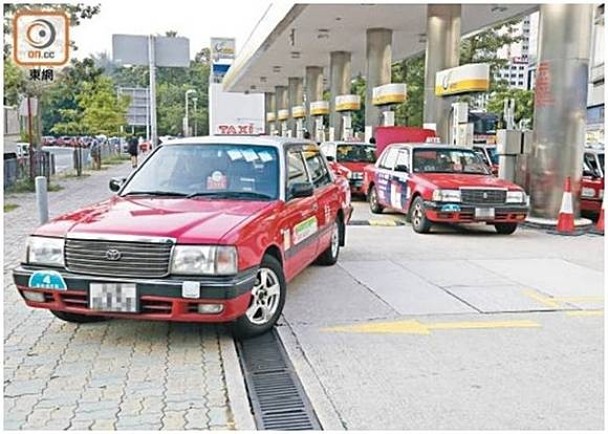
[392,55,425,127]
[4,203,19,212]
[6,178,63,193]
[350,75,366,133]
[3,59,26,105]
[78,76,129,135]
[487,88,535,128]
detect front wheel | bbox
[494,223,518,235]
[232,255,286,339]
[410,197,432,233]
[316,220,341,266]
[369,186,384,214]
[50,310,108,323]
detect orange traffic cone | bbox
[594,193,605,234]
[556,177,575,234]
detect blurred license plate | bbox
[89,283,137,312]
[475,207,495,219]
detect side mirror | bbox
[109,177,126,192]
[289,182,314,199]
[325,155,335,162]
[394,164,410,173]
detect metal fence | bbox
[4,151,55,189]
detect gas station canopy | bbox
[223,3,539,94]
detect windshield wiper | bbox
[122,190,188,197]
[186,191,273,200]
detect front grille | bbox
[460,189,506,204]
[65,239,173,278]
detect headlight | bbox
[171,246,238,275]
[432,189,461,202]
[26,236,64,267]
[506,191,526,203]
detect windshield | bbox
[121,144,280,199]
[486,147,499,165]
[336,144,377,163]
[598,154,605,177]
[413,148,490,175]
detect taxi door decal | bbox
[292,216,318,244]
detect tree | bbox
[78,76,130,135]
[486,88,534,128]
[392,54,425,127]
[460,18,524,93]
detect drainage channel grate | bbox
[236,329,322,430]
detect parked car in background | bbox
[15,142,30,159]
[13,136,352,337]
[362,143,528,234]
[320,141,377,196]
[42,136,56,146]
[473,144,499,176]
[581,147,604,215]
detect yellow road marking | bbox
[323,319,541,335]
[566,310,604,317]
[552,296,604,302]
[522,290,603,308]
[368,219,397,226]
[522,289,562,308]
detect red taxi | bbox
[473,144,499,176]
[320,141,377,196]
[13,136,352,337]
[362,143,528,234]
[581,148,604,214]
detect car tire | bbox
[410,196,432,233]
[50,310,108,323]
[369,185,384,214]
[232,254,286,339]
[494,222,518,235]
[316,220,341,266]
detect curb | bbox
[218,332,256,431]
[348,219,406,226]
[276,322,346,431]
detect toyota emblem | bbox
[105,248,122,261]
[483,192,488,199]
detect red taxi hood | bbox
[338,161,370,173]
[34,196,276,244]
[416,173,522,190]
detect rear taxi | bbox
[320,141,377,196]
[362,143,528,234]
[581,147,604,215]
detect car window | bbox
[584,153,601,175]
[286,150,309,188]
[379,148,398,170]
[121,144,280,199]
[303,151,332,188]
[394,150,410,172]
[413,148,489,174]
[336,144,376,163]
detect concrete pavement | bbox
[3,162,254,430]
[278,200,604,430]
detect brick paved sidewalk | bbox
[3,163,254,430]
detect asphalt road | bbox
[277,199,604,430]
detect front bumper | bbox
[424,201,528,223]
[581,198,602,213]
[12,265,257,323]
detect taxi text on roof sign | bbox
[435,63,490,96]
